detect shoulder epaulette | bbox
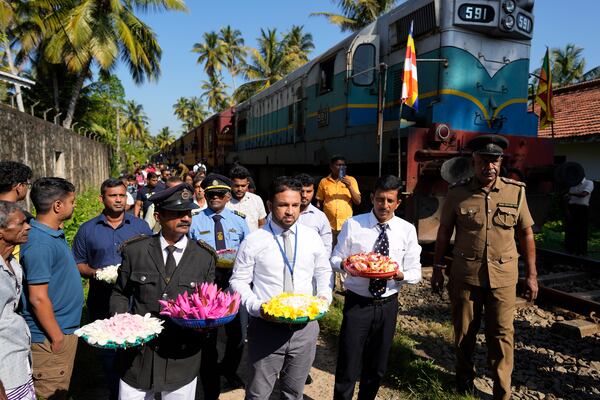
[500,177,526,187]
[118,234,150,252]
[196,239,218,261]
[232,210,246,219]
[449,177,471,189]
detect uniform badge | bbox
[228,228,237,233]
[217,232,224,240]
[498,202,518,208]
[199,230,211,235]
[212,180,219,186]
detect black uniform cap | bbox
[201,173,232,194]
[467,134,509,156]
[149,183,198,211]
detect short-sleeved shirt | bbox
[568,178,594,206]
[73,213,153,320]
[298,204,333,255]
[73,213,153,269]
[20,220,84,343]
[226,192,267,232]
[189,208,249,250]
[316,174,360,231]
[136,182,166,216]
[440,177,534,288]
[0,256,32,389]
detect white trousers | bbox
[118,378,197,400]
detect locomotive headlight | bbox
[502,15,515,30]
[503,0,516,13]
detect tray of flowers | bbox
[343,252,399,279]
[215,249,237,269]
[75,313,163,349]
[95,264,120,284]
[159,283,240,329]
[261,293,328,324]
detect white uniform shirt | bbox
[298,204,333,256]
[226,192,267,232]
[330,211,422,298]
[230,221,333,317]
[159,233,188,266]
[569,178,594,206]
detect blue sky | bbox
[114,1,600,135]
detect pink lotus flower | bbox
[159,283,240,320]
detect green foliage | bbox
[62,188,103,246]
[535,220,600,259]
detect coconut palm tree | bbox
[219,25,246,93]
[551,44,586,87]
[173,97,191,122]
[0,0,26,111]
[283,25,314,70]
[234,28,293,102]
[38,0,187,129]
[192,31,227,79]
[201,74,230,113]
[122,100,149,143]
[184,97,209,131]
[311,0,397,32]
[156,126,175,150]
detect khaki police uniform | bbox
[440,176,534,400]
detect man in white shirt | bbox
[566,176,595,255]
[230,177,333,399]
[331,175,421,400]
[227,165,267,232]
[295,173,332,255]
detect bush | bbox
[63,189,104,246]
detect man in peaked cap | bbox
[110,183,216,400]
[189,174,249,396]
[431,134,538,399]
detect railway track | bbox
[421,247,600,317]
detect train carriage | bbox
[227,0,554,241]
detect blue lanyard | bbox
[268,222,298,277]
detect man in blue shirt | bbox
[73,178,152,399]
[189,174,249,396]
[20,178,84,400]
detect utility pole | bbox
[116,107,121,171]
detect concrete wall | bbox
[0,104,110,194]
[555,142,600,180]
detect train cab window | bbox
[238,118,247,136]
[319,57,335,94]
[352,44,376,86]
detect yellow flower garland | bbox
[262,293,328,320]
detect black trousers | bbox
[333,291,398,400]
[565,204,589,255]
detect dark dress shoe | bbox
[305,374,313,385]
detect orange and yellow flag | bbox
[401,21,418,110]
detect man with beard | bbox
[134,172,166,218]
[189,174,249,396]
[110,184,215,399]
[227,165,267,232]
[331,175,421,400]
[73,178,152,399]
[230,176,332,399]
[20,178,83,400]
[431,135,538,400]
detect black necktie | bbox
[165,245,177,278]
[369,223,389,298]
[213,214,226,250]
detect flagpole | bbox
[377,63,388,177]
[397,101,405,186]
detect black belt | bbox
[345,290,397,305]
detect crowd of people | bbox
[0,134,541,400]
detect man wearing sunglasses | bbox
[189,174,249,398]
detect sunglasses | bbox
[206,191,227,198]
